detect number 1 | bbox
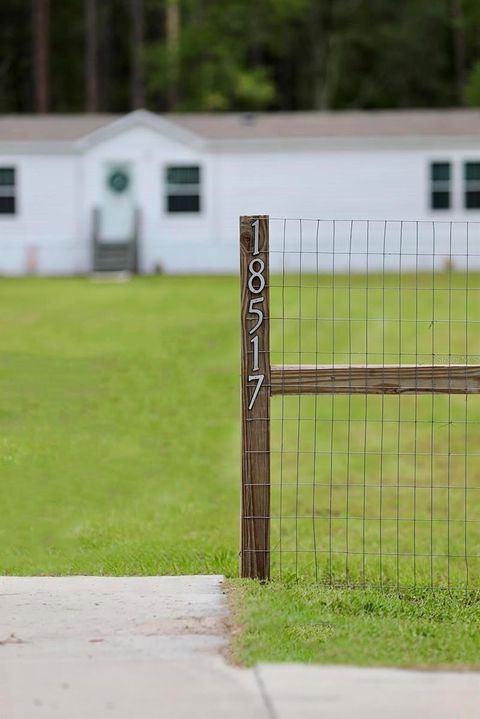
[250,335,259,371]
[252,220,260,256]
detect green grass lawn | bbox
[2,275,480,667]
[231,580,480,667]
[0,276,240,575]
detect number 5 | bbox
[248,297,264,334]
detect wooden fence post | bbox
[240,215,270,580]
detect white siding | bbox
[2,119,480,275]
[0,155,80,275]
[214,147,480,273]
[216,146,480,221]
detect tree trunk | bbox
[130,0,145,109]
[32,0,49,112]
[85,0,98,111]
[98,2,112,111]
[451,0,466,105]
[166,0,180,110]
[309,0,336,110]
[309,0,325,110]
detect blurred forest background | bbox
[2,0,480,114]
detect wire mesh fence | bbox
[240,216,480,589]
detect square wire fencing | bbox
[240,215,480,589]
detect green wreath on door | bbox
[108,169,130,194]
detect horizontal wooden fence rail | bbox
[270,364,480,395]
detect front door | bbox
[99,163,135,242]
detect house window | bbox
[166,166,200,213]
[0,167,16,214]
[464,162,480,209]
[430,162,451,210]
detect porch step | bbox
[92,207,140,273]
[93,241,136,272]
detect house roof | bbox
[1,109,480,144]
[0,114,118,141]
[173,109,480,140]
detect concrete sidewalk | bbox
[1,575,479,718]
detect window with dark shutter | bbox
[430,162,451,210]
[165,166,201,214]
[0,167,16,215]
[464,162,480,209]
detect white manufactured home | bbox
[1,108,480,275]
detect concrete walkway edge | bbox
[1,575,479,719]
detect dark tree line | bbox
[1,0,480,114]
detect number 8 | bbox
[248,258,265,294]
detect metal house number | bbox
[247,219,265,410]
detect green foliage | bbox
[7,0,480,112]
[465,61,480,106]
[235,69,275,110]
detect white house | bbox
[1,108,480,275]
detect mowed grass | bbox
[231,580,480,667]
[0,276,240,575]
[2,274,480,667]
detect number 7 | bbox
[248,374,264,410]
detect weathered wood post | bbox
[240,215,271,580]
